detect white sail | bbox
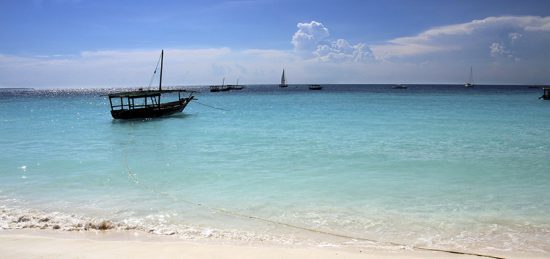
[465,66,474,87]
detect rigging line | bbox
[193,100,230,111]
[120,146,504,259]
[147,53,163,89]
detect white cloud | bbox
[508,32,522,42]
[291,21,330,53]
[371,16,550,60]
[522,16,550,31]
[489,42,512,58]
[315,39,373,62]
[291,21,374,62]
[0,48,309,88]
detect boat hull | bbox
[309,85,322,90]
[210,86,231,92]
[111,97,193,119]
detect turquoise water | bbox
[1,85,549,254]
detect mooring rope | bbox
[121,143,504,259]
[193,100,230,111]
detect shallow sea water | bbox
[1,85,549,255]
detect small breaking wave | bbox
[1,207,121,232]
[0,205,304,245]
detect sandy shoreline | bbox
[0,229,537,259]
[1,207,547,258]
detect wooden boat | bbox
[465,66,474,87]
[210,78,231,92]
[108,50,194,119]
[279,69,288,87]
[540,88,550,100]
[309,84,322,90]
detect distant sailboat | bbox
[279,69,288,87]
[465,66,474,87]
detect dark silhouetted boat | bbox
[210,78,231,92]
[392,84,408,89]
[107,50,194,119]
[309,84,322,90]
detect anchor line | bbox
[192,100,229,111]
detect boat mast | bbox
[469,66,474,85]
[159,50,164,91]
[158,50,163,107]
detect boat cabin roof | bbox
[108,89,189,98]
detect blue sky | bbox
[1,0,550,87]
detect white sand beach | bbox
[1,229,539,259]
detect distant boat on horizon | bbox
[309,84,322,90]
[540,87,550,100]
[392,84,408,89]
[210,77,231,92]
[465,66,474,87]
[279,69,288,87]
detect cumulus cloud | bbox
[315,39,373,62]
[291,21,373,62]
[291,21,330,52]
